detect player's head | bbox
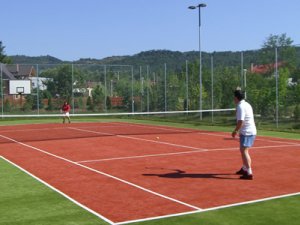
[233,89,245,101]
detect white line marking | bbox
[115,209,201,225]
[69,127,208,151]
[0,134,202,213]
[77,144,300,164]
[77,149,211,163]
[126,123,300,145]
[202,192,300,212]
[2,124,300,224]
[0,124,124,134]
[115,192,300,225]
[0,156,115,225]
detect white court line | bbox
[115,192,300,225]
[69,127,208,151]
[69,125,300,163]
[0,156,115,225]
[77,149,212,163]
[126,123,300,145]
[65,122,300,149]
[3,149,299,225]
[115,209,201,225]
[69,125,300,164]
[77,143,300,164]
[0,123,125,134]
[0,134,201,217]
[2,127,300,224]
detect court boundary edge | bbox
[116,192,300,225]
[0,134,202,219]
[0,156,115,225]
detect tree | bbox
[42,65,72,99]
[3,99,12,112]
[41,65,85,102]
[46,97,54,111]
[294,105,300,122]
[115,78,132,111]
[260,33,296,73]
[213,67,239,109]
[86,96,94,111]
[0,41,12,63]
[187,61,206,110]
[24,89,44,110]
[92,85,104,111]
[106,96,111,110]
[23,94,34,111]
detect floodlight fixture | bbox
[188,3,207,119]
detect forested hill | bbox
[96,50,262,71]
[10,55,63,64]
[9,48,300,71]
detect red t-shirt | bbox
[62,104,71,112]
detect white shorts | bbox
[240,135,256,148]
[63,112,70,117]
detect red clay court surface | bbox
[0,122,300,224]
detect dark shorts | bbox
[240,134,256,148]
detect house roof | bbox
[0,63,16,80]
[251,62,284,74]
[6,64,36,77]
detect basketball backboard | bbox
[9,80,31,95]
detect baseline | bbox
[77,143,300,164]
[116,192,300,225]
[0,133,202,212]
[0,155,114,225]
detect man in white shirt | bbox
[232,89,257,180]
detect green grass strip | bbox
[1,118,300,225]
[132,194,300,225]
[1,117,299,140]
[0,157,109,225]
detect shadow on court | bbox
[223,137,237,141]
[143,169,237,180]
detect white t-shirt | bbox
[236,100,257,136]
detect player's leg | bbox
[236,135,247,175]
[239,147,253,180]
[66,112,70,123]
[240,147,252,172]
[238,135,254,179]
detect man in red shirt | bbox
[61,101,71,123]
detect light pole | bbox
[189,3,206,120]
[275,47,279,128]
[211,54,214,122]
[110,80,113,96]
[243,69,247,99]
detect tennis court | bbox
[1,121,300,224]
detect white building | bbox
[29,77,52,91]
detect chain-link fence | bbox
[1,58,299,130]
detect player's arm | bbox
[232,120,243,138]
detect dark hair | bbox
[233,89,245,101]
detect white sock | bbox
[247,168,253,175]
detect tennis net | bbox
[0,108,235,143]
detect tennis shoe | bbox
[240,174,253,180]
[236,168,247,175]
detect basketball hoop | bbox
[16,87,25,95]
[16,87,25,106]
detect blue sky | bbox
[1,0,299,61]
